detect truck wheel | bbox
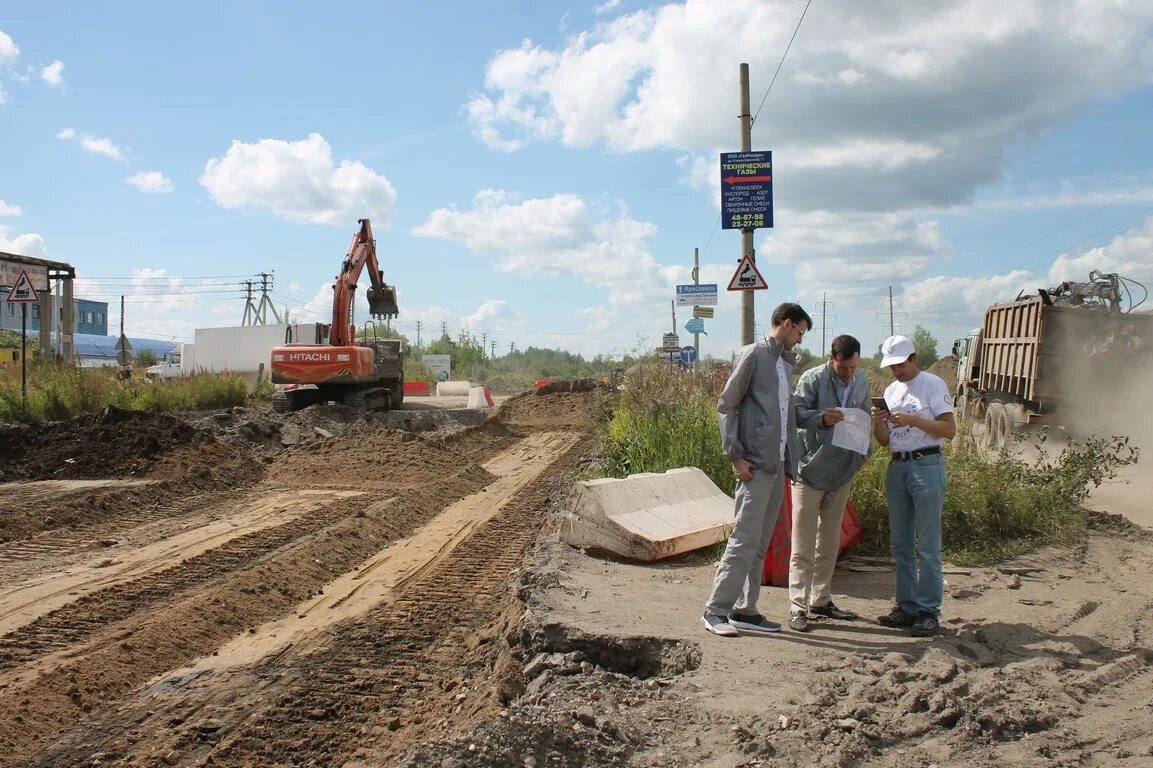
[272,392,292,413]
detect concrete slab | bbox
[559,467,735,561]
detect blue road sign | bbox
[684,317,705,335]
[675,283,718,306]
[720,151,773,230]
[679,346,698,365]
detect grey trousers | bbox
[705,466,786,617]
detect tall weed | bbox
[599,364,735,494]
[0,363,252,423]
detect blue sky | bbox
[2,0,1153,361]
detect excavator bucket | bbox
[366,284,399,318]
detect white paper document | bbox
[831,408,871,456]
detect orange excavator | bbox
[270,218,403,412]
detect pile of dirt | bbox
[185,405,490,458]
[497,391,605,431]
[928,355,960,392]
[0,407,262,486]
[264,427,496,490]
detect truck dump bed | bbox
[980,296,1152,414]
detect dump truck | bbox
[269,218,403,412]
[952,271,1150,449]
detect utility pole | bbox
[490,340,496,360]
[241,280,256,326]
[739,63,756,346]
[889,286,895,336]
[415,319,422,348]
[815,292,836,353]
[876,288,906,338]
[670,300,676,334]
[693,247,700,358]
[255,272,281,325]
[441,321,448,339]
[481,332,487,355]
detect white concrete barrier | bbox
[466,385,495,409]
[436,380,472,396]
[560,467,735,561]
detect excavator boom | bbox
[330,218,398,346]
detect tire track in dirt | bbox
[0,488,366,670]
[0,429,505,767]
[24,432,594,768]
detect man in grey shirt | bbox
[702,302,812,637]
[788,334,870,632]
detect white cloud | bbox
[58,129,126,161]
[0,29,18,62]
[414,190,672,305]
[0,200,22,217]
[200,133,398,226]
[126,171,174,194]
[468,0,1153,215]
[40,60,63,87]
[0,83,6,106]
[79,135,125,161]
[0,226,47,258]
[462,299,526,331]
[595,0,622,15]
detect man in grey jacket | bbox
[787,335,870,631]
[702,302,812,637]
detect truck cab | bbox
[145,343,194,379]
[951,328,982,419]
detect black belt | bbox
[891,446,941,461]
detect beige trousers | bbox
[788,480,853,611]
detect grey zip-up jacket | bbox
[717,336,800,477]
[792,362,871,490]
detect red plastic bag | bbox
[762,481,863,587]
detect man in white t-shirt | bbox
[870,335,956,637]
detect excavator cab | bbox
[366,281,399,318]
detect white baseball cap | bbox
[880,335,915,367]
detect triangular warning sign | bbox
[5,269,39,303]
[726,255,768,291]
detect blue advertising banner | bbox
[720,151,773,230]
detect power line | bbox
[955,181,1153,278]
[751,0,813,125]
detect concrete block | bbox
[560,467,735,561]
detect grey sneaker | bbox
[701,612,738,637]
[877,605,917,627]
[910,612,940,637]
[727,612,781,633]
[788,609,809,632]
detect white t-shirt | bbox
[884,371,952,453]
[776,356,789,461]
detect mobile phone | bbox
[870,396,890,412]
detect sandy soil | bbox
[0,387,1149,767]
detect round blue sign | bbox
[679,346,698,365]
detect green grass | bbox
[0,362,257,423]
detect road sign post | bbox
[5,269,41,408]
